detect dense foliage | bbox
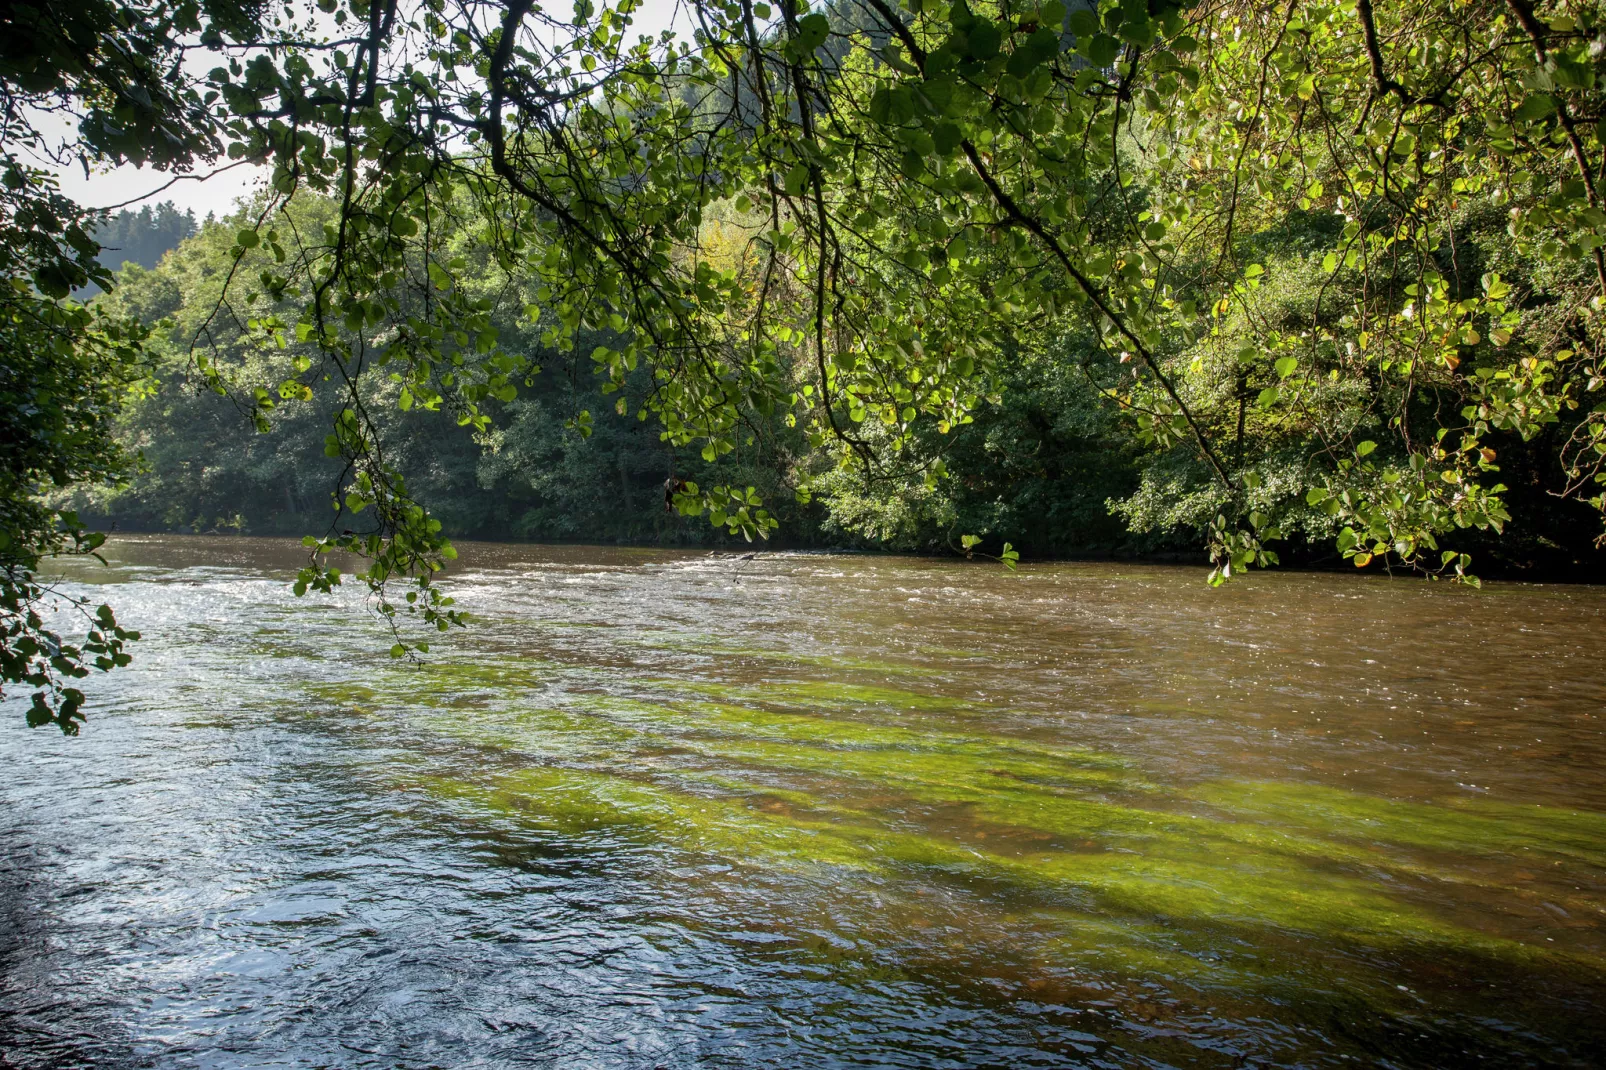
[74,200,1154,559]
[6,0,1606,728]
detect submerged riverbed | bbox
[1,536,1603,1068]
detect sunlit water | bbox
[2,536,1604,1068]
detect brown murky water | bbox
[2,535,1603,1068]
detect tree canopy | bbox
[5,0,1606,728]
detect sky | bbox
[43,0,699,220]
[53,155,267,221]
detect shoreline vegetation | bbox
[57,199,1606,585]
[79,529,1606,586]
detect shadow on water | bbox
[0,842,140,1070]
[1,535,1604,1067]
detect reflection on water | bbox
[2,535,1604,1068]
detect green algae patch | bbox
[420,658,559,690]
[417,705,641,761]
[419,764,994,877]
[1194,778,1606,868]
[302,681,383,709]
[643,694,1134,774]
[299,651,1606,995]
[662,676,980,716]
[412,747,1599,979]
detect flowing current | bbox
[2,536,1603,1069]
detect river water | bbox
[1,536,1603,1068]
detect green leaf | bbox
[1515,93,1556,122]
[795,12,829,52]
[1067,8,1098,37]
[1119,12,1153,47]
[967,21,1001,59]
[1084,32,1119,66]
[868,87,893,124]
[784,163,810,197]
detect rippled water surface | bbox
[3,536,1605,1068]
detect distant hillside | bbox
[77,202,197,296]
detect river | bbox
[1,536,1603,1068]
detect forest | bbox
[82,203,199,290]
[42,0,1606,595]
[69,169,1606,577]
[68,196,1155,558]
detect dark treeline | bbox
[74,203,197,297]
[95,203,197,273]
[63,201,1166,558]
